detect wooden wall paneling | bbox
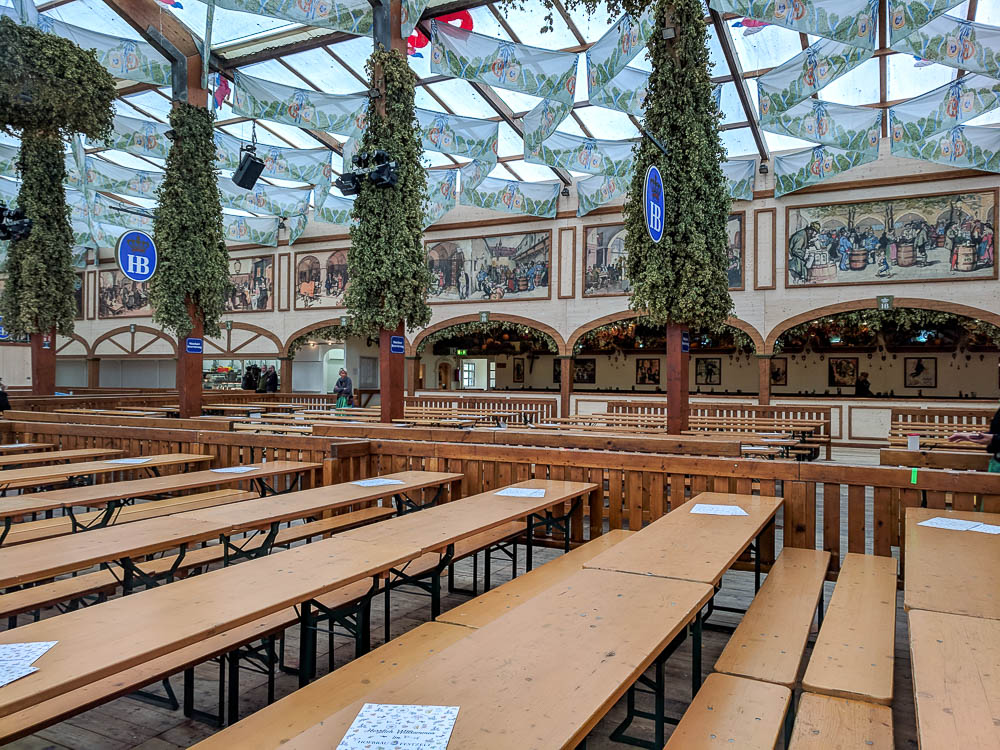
[558,226,576,299]
[278,252,291,312]
[753,207,776,290]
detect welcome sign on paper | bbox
[337,704,459,749]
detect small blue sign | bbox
[116,230,157,283]
[390,335,405,355]
[185,337,203,354]
[0,316,8,342]
[681,331,690,354]
[643,165,665,244]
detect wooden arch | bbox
[566,311,765,354]
[410,313,568,356]
[91,325,177,357]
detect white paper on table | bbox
[496,487,546,498]
[907,435,920,451]
[294,416,305,421]
[459,413,479,418]
[210,466,258,474]
[106,457,153,465]
[249,412,263,419]
[120,411,148,415]
[538,422,559,427]
[352,478,405,487]
[917,516,982,531]
[2,443,33,448]
[968,522,1000,535]
[336,703,459,750]
[341,421,365,425]
[0,641,57,668]
[0,664,37,689]
[690,503,749,516]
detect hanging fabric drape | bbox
[892,15,1000,78]
[576,173,630,217]
[314,193,357,228]
[218,180,312,217]
[424,169,459,227]
[221,214,280,247]
[773,145,877,196]
[889,74,1000,143]
[893,125,1000,173]
[887,0,966,44]
[708,0,879,48]
[99,115,172,160]
[214,131,333,207]
[762,99,882,152]
[723,159,757,201]
[525,132,636,177]
[460,175,561,218]
[232,72,369,138]
[211,0,428,38]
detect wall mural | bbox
[583,223,628,297]
[426,230,551,303]
[74,273,84,320]
[787,190,997,287]
[226,255,274,313]
[98,269,150,318]
[727,212,745,290]
[294,249,350,309]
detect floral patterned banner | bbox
[589,65,648,117]
[83,157,163,202]
[723,158,757,201]
[525,131,635,177]
[100,114,172,159]
[892,15,1000,79]
[219,179,312,217]
[762,99,882,151]
[576,172,630,217]
[708,0,879,48]
[887,0,965,44]
[287,213,309,245]
[232,72,369,138]
[460,175,560,218]
[889,74,1000,144]
[0,142,18,179]
[2,6,173,87]
[214,130,332,206]
[221,214,279,246]
[314,193,357,228]
[586,10,655,100]
[415,108,499,163]
[894,125,1000,173]
[774,144,877,196]
[212,0,428,39]
[425,169,458,227]
[90,193,155,233]
[758,39,873,121]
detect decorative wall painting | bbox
[583,223,628,297]
[426,231,551,303]
[636,358,660,385]
[513,358,525,383]
[573,358,597,384]
[904,357,938,388]
[74,273,84,320]
[226,256,274,313]
[727,213,745,290]
[787,190,997,287]
[98,269,150,318]
[294,250,350,309]
[695,358,721,386]
[828,357,859,387]
[769,357,787,386]
[552,358,561,384]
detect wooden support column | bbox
[279,357,293,393]
[757,354,772,406]
[86,356,100,389]
[558,355,573,418]
[379,324,405,422]
[406,356,420,396]
[29,329,56,396]
[176,300,204,418]
[665,324,690,433]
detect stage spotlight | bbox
[335,172,362,196]
[232,122,265,190]
[0,203,31,242]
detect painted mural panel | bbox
[786,190,997,287]
[426,231,551,303]
[727,212,745,290]
[294,249,350,309]
[98,269,150,318]
[226,255,274,313]
[583,223,628,297]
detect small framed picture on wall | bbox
[904,357,937,388]
[828,357,859,387]
[769,357,787,386]
[635,358,660,385]
[574,358,597,384]
[513,358,525,383]
[695,358,721,386]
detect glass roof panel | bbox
[282,49,366,94]
[718,82,746,125]
[887,57,955,102]
[497,122,523,157]
[574,107,638,140]
[719,128,756,159]
[467,5,513,41]
[119,91,173,120]
[162,0,297,47]
[728,23,804,73]
[510,159,562,181]
[423,80,496,119]
[492,5,578,49]
[816,58,881,106]
[45,0,145,38]
[565,3,613,42]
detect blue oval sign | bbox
[116,230,157,282]
[643,165,664,244]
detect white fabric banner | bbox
[460,175,561,218]
[708,0,879,48]
[762,99,882,151]
[218,179,312,217]
[425,169,458,227]
[232,72,369,138]
[892,15,1000,79]
[525,131,635,176]
[889,74,1000,143]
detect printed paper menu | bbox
[336,703,459,750]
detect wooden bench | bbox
[715,547,830,688]
[787,692,893,748]
[663,673,790,749]
[801,553,897,705]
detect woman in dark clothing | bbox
[855,372,873,398]
[333,368,353,407]
[264,365,279,393]
[949,405,1000,472]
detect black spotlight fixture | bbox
[335,172,362,196]
[758,161,769,175]
[0,202,32,242]
[337,150,398,193]
[232,122,265,190]
[368,150,398,188]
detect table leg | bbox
[691,608,703,697]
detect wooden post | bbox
[279,356,293,393]
[86,356,100,388]
[29,328,56,395]
[380,323,405,422]
[757,354,771,406]
[176,299,204,418]
[558,355,573,418]
[406,356,419,396]
[665,323,689,433]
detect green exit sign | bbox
[456,349,468,356]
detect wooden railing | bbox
[405,395,558,422]
[891,407,994,429]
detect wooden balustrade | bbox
[405,395,557,422]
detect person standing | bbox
[0,378,10,412]
[263,365,279,393]
[334,368,354,408]
[855,371,873,397]
[949,400,1000,472]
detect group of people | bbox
[240,364,278,392]
[298,269,347,307]
[471,260,548,299]
[226,277,271,312]
[585,262,628,294]
[99,278,149,318]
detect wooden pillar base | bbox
[177,309,204,419]
[379,324,405,423]
[30,329,56,396]
[757,354,772,406]
[406,356,419,396]
[558,355,573,418]
[279,357,293,394]
[86,357,100,389]
[665,324,690,434]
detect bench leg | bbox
[181,660,226,727]
[691,609,703,698]
[783,690,797,748]
[128,678,179,713]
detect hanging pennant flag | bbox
[214,131,332,206]
[757,38,873,122]
[98,114,172,159]
[525,132,635,177]
[589,66,648,118]
[460,175,561,219]
[894,125,1000,173]
[314,193,357,228]
[221,214,280,246]
[83,157,164,201]
[887,0,965,44]
[732,17,769,35]
[889,74,1000,145]
[155,0,183,8]
[218,180,312,217]
[232,72,369,138]
[424,169,458,227]
[576,172,630,217]
[212,74,232,109]
[892,15,1000,79]
[287,213,309,245]
[762,99,882,151]
[774,144,877,196]
[708,0,878,48]
[723,158,757,201]
[210,0,428,40]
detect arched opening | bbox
[284,321,387,396]
[770,306,1000,399]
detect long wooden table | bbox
[0,448,123,470]
[904,507,1000,620]
[909,610,1000,748]
[0,471,463,589]
[0,460,320,545]
[584,492,783,588]
[272,569,713,750]
[0,443,53,455]
[0,452,210,494]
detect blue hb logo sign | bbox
[644,165,664,244]
[116,230,157,283]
